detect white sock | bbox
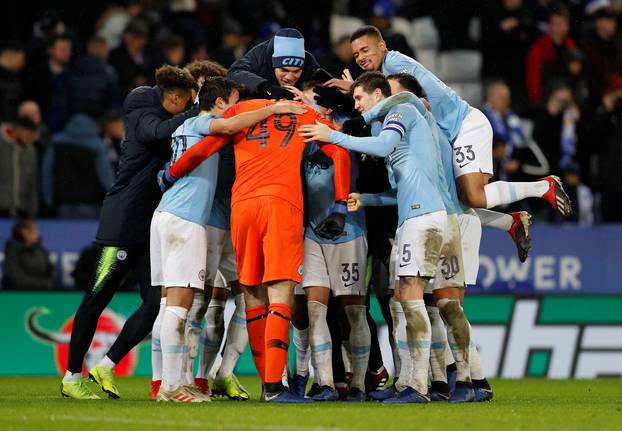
[196,298,225,379]
[161,305,188,391]
[445,343,456,368]
[484,180,549,208]
[468,322,485,380]
[437,298,471,383]
[184,291,206,385]
[390,298,410,391]
[97,355,116,369]
[401,299,431,395]
[217,293,248,378]
[308,300,333,388]
[151,297,166,381]
[293,326,310,377]
[344,304,371,391]
[474,208,514,231]
[427,306,447,383]
[64,370,81,382]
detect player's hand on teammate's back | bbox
[314,200,347,240]
[283,86,315,106]
[299,121,332,143]
[272,101,307,115]
[347,193,362,212]
[257,82,294,100]
[157,163,177,192]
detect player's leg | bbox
[150,288,166,399]
[384,212,445,404]
[306,285,336,400]
[425,294,449,401]
[458,211,494,402]
[327,237,370,402]
[290,287,311,397]
[196,286,225,385]
[364,293,388,394]
[473,208,533,262]
[454,108,571,215]
[61,245,130,399]
[184,288,208,388]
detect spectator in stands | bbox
[0,117,39,218]
[483,81,526,181]
[68,35,121,118]
[526,7,576,106]
[563,48,591,116]
[481,0,538,112]
[161,35,186,67]
[41,114,115,218]
[0,41,26,122]
[590,74,622,222]
[367,0,415,58]
[17,100,50,172]
[431,0,477,50]
[562,163,594,225]
[109,19,154,94]
[3,219,55,291]
[533,83,582,175]
[581,5,622,110]
[318,35,360,80]
[24,34,73,133]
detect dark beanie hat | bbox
[272,28,305,68]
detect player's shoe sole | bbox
[542,175,572,217]
[508,211,533,262]
[88,365,120,399]
[61,378,101,400]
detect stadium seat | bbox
[410,17,439,51]
[391,17,412,42]
[437,50,482,82]
[416,49,438,75]
[330,15,365,45]
[447,82,483,107]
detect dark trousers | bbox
[66,244,159,373]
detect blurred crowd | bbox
[1,1,621,274]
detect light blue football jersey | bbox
[303,143,366,244]
[156,113,220,226]
[364,93,463,215]
[207,144,235,230]
[381,50,472,142]
[329,104,446,226]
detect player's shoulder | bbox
[230,99,275,113]
[384,50,418,70]
[385,103,420,124]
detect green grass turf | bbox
[0,377,621,431]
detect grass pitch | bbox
[0,377,620,431]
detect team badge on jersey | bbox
[117,250,127,261]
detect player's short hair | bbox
[387,73,425,98]
[155,65,197,94]
[350,25,384,43]
[301,80,323,92]
[198,76,240,110]
[351,71,391,97]
[185,60,228,81]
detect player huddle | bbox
[61,25,572,404]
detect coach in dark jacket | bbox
[228,28,324,99]
[62,65,198,392]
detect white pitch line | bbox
[18,415,347,431]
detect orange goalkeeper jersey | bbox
[169,99,351,212]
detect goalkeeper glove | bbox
[157,163,177,192]
[314,200,347,240]
[257,82,294,100]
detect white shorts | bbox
[302,237,368,296]
[205,225,238,288]
[457,210,482,285]
[150,211,207,289]
[395,211,446,278]
[428,214,466,292]
[452,108,493,178]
